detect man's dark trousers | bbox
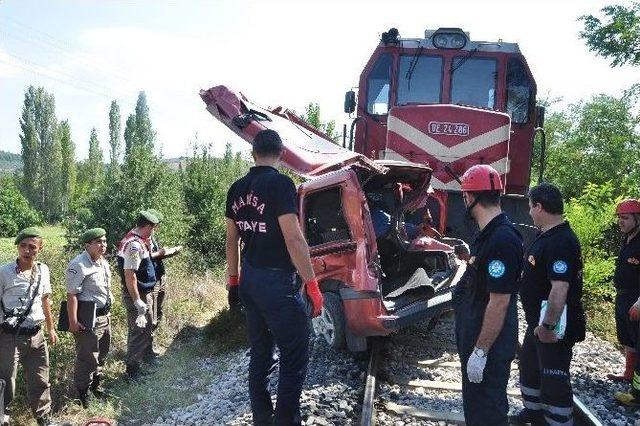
[239,261,310,426]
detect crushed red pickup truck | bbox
[200,86,464,352]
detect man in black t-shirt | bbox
[512,183,585,426]
[608,199,640,384]
[224,129,323,426]
[452,165,523,425]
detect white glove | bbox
[467,347,488,383]
[135,314,148,328]
[134,298,147,315]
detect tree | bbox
[108,100,121,172]
[0,176,43,237]
[543,88,640,199]
[124,114,136,155]
[87,128,105,189]
[580,2,640,67]
[300,102,337,141]
[134,91,155,150]
[18,86,62,221]
[58,120,76,216]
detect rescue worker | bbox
[65,228,113,407]
[607,199,640,382]
[452,165,523,425]
[612,199,640,406]
[512,183,586,425]
[116,211,159,380]
[225,129,323,425]
[608,199,640,383]
[0,227,57,426]
[145,208,182,358]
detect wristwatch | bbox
[473,347,486,358]
[542,322,556,331]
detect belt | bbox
[1,323,41,336]
[96,306,110,316]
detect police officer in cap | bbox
[0,227,57,426]
[512,183,585,425]
[607,199,640,384]
[452,164,523,425]
[225,129,323,425]
[145,209,182,358]
[65,228,113,407]
[116,210,159,379]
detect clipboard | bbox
[58,300,97,331]
[539,300,567,339]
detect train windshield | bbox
[397,55,443,105]
[451,57,497,109]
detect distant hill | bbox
[0,151,21,172]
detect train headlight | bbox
[431,28,467,50]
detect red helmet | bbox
[460,164,504,192]
[616,199,640,215]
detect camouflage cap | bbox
[14,227,43,245]
[81,227,106,244]
[147,209,164,222]
[138,210,160,225]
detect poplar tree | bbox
[59,120,76,214]
[108,100,121,173]
[87,127,105,190]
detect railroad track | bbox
[359,327,603,426]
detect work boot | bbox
[77,387,91,408]
[126,363,143,382]
[508,408,545,425]
[608,350,637,382]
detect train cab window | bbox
[451,57,497,109]
[506,58,532,124]
[397,55,442,105]
[366,53,393,115]
[304,187,351,247]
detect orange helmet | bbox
[460,164,503,192]
[616,199,640,215]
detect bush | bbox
[564,182,620,305]
[0,176,42,237]
[182,143,249,265]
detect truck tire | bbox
[312,292,346,350]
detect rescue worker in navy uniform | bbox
[608,199,640,384]
[452,165,523,425]
[116,211,159,380]
[612,199,640,406]
[512,183,586,425]
[225,129,323,426]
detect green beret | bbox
[14,227,43,245]
[147,209,164,222]
[81,228,106,244]
[139,210,160,225]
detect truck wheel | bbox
[312,292,346,350]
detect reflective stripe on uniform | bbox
[544,404,573,416]
[523,400,542,410]
[543,415,573,426]
[520,384,541,397]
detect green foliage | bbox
[564,182,620,304]
[543,90,640,199]
[58,120,76,216]
[108,100,122,172]
[580,2,640,67]
[0,176,42,237]
[300,102,337,141]
[0,150,22,172]
[182,143,249,263]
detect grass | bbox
[0,226,240,425]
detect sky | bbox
[1,0,638,160]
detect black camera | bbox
[3,307,27,328]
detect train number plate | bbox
[428,121,469,136]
